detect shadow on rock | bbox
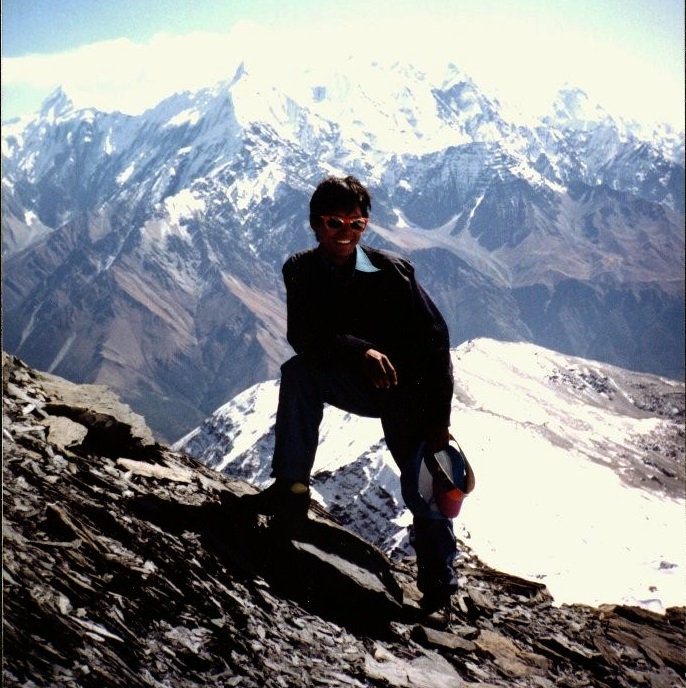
[129,489,404,636]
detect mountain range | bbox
[2,56,684,442]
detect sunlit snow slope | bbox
[176,338,685,612]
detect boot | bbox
[411,516,458,613]
[239,480,311,522]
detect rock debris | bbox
[3,352,685,687]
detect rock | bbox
[364,643,464,687]
[3,351,685,688]
[476,629,550,679]
[411,624,478,652]
[41,415,89,450]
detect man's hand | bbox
[363,349,398,389]
[425,425,452,455]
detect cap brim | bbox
[442,441,476,494]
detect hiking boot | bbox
[239,480,311,521]
[418,581,457,615]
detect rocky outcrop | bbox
[3,352,685,687]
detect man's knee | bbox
[281,354,306,376]
[280,355,315,385]
[279,355,323,402]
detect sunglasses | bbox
[319,215,369,231]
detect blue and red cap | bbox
[418,439,475,518]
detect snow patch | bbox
[117,163,135,185]
[163,189,205,227]
[165,108,202,128]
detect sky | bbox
[1,0,684,127]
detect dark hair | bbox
[309,175,371,223]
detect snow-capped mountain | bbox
[2,56,684,442]
[174,338,686,613]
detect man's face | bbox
[313,205,368,265]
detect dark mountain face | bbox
[2,64,683,442]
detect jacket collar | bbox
[355,246,380,273]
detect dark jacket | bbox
[282,244,454,426]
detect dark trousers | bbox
[271,355,457,592]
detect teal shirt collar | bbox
[355,246,380,273]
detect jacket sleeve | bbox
[404,262,454,427]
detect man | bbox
[246,175,457,612]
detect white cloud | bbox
[2,19,683,127]
[3,30,245,115]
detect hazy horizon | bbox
[2,0,684,128]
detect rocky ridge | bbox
[3,352,685,687]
